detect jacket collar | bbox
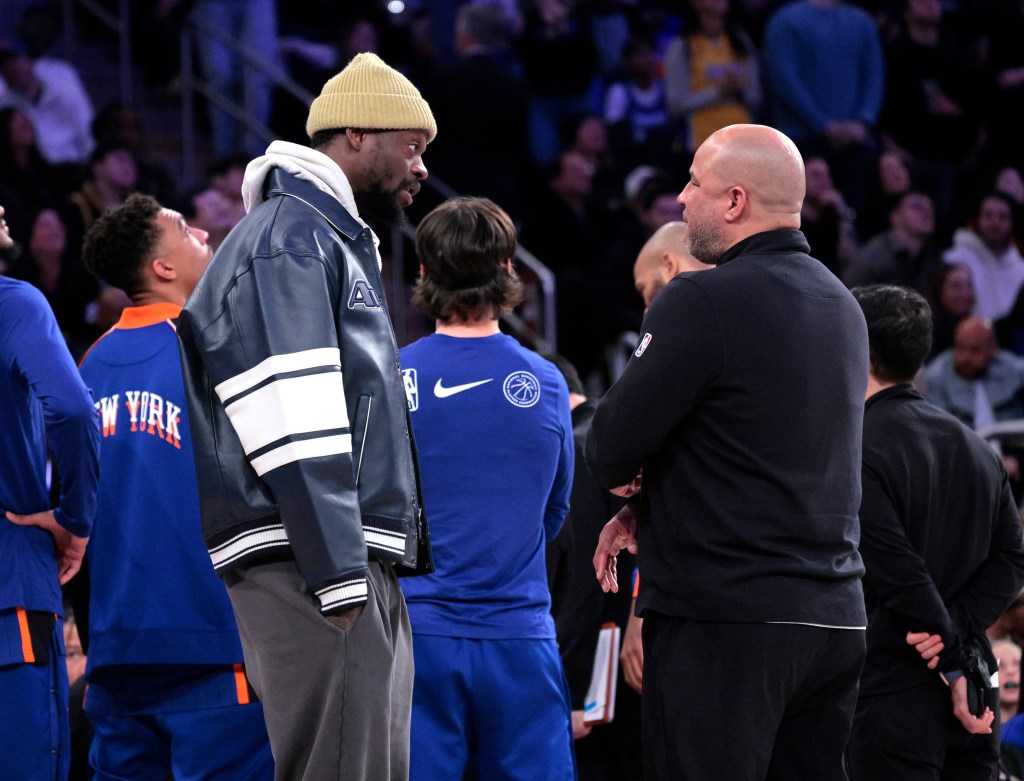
[715,229,811,267]
[264,169,364,241]
[865,383,921,411]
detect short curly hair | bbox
[412,196,522,323]
[82,192,162,297]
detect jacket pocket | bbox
[351,394,373,486]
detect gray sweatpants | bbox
[224,559,413,781]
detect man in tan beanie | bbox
[177,52,436,781]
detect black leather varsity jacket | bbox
[177,169,432,613]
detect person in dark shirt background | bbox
[587,124,869,780]
[848,283,1024,780]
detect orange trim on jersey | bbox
[15,607,35,663]
[115,303,183,329]
[632,569,640,599]
[233,664,250,705]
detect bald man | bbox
[923,316,1024,429]
[587,125,870,781]
[615,223,710,696]
[632,222,712,311]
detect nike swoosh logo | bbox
[433,378,493,398]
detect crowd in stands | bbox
[1,0,1023,382]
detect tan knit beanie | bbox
[306,52,437,142]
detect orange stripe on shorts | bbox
[16,607,35,663]
[233,663,250,705]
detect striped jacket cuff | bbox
[208,522,291,572]
[315,572,369,613]
[363,519,409,561]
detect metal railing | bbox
[61,0,132,105]
[59,0,557,350]
[178,13,315,186]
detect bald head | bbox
[637,222,708,273]
[955,316,995,345]
[680,124,805,264]
[703,124,805,217]
[953,315,997,379]
[634,222,711,309]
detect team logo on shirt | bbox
[348,279,382,310]
[635,332,653,357]
[502,371,541,408]
[402,368,418,411]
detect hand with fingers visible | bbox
[6,509,89,585]
[593,504,638,593]
[949,676,995,734]
[906,630,944,670]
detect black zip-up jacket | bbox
[859,384,1024,696]
[586,229,869,626]
[177,169,432,614]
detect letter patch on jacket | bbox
[348,279,382,310]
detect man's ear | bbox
[724,185,748,224]
[346,128,368,151]
[151,256,176,282]
[418,263,426,280]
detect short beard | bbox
[354,181,408,231]
[0,240,22,272]
[686,219,726,266]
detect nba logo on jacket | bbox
[403,369,418,411]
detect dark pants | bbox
[224,559,413,781]
[848,683,999,781]
[641,615,865,781]
[574,678,643,781]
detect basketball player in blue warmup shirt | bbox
[78,195,273,780]
[0,203,99,781]
[400,197,576,780]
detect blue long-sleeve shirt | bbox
[399,333,573,639]
[0,276,99,621]
[763,0,885,140]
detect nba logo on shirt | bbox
[403,368,419,411]
[635,333,652,357]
